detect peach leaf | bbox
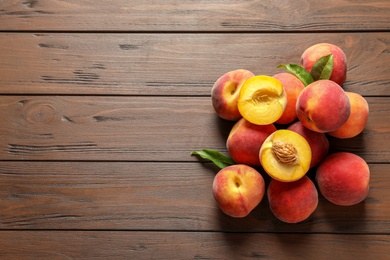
[192,149,236,169]
[310,54,334,81]
[277,64,314,86]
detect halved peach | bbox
[259,129,311,182]
[238,75,287,125]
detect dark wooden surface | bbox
[0,1,389,259]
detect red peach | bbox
[213,164,265,218]
[328,92,369,139]
[288,121,329,168]
[301,43,347,86]
[227,118,277,167]
[296,80,350,133]
[273,73,305,125]
[211,69,255,121]
[316,152,370,206]
[267,176,318,223]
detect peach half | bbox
[268,176,318,223]
[328,92,369,139]
[227,118,277,166]
[259,129,311,182]
[213,164,265,218]
[238,75,287,125]
[211,69,255,121]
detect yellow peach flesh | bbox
[260,130,311,182]
[238,76,287,125]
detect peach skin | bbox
[211,69,255,121]
[213,164,265,218]
[296,80,350,133]
[329,92,369,139]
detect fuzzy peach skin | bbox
[316,152,370,206]
[227,118,277,166]
[213,164,265,218]
[301,43,347,86]
[267,176,318,223]
[211,69,255,121]
[296,80,350,133]
[288,121,329,168]
[273,73,305,125]
[328,92,369,139]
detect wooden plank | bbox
[0,0,389,32]
[0,231,388,259]
[0,33,389,96]
[0,162,388,233]
[0,96,389,163]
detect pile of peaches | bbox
[193,43,370,223]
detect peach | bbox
[296,79,350,133]
[259,129,311,182]
[287,121,329,168]
[238,75,287,125]
[227,118,277,166]
[273,73,305,125]
[316,152,370,206]
[267,176,318,223]
[213,164,265,218]
[211,69,255,121]
[301,43,347,86]
[328,92,369,139]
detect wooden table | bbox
[0,1,389,259]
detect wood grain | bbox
[1,231,389,259]
[0,0,389,31]
[0,33,389,96]
[1,1,389,258]
[0,161,388,233]
[0,96,388,162]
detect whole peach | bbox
[288,121,329,168]
[328,92,369,139]
[301,43,347,86]
[273,73,305,125]
[296,80,350,133]
[227,118,277,166]
[211,69,255,121]
[213,164,265,218]
[316,152,370,206]
[267,176,318,223]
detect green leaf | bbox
[277,64,314,86]
[191,149,236,169]
[310,54,334,81]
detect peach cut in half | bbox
[259,129,311,182]
[238,75,287,125]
